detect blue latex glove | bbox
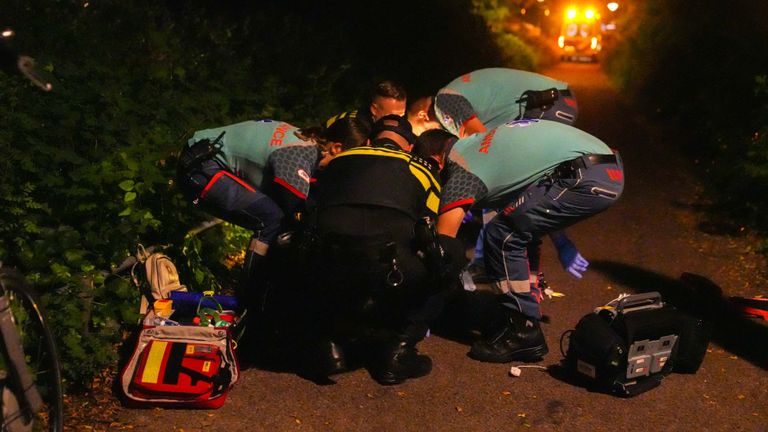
[551,233,589,279]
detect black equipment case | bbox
[564,292,687,397]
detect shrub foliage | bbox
[603,0,768,238]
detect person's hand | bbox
[552,235,589,278]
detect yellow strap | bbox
[409,165,431,190]
[140,341,168,384]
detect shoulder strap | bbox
[132,244,153,315]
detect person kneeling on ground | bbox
[308,116,464,385]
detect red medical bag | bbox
[120,310,240,409]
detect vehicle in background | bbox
[558,6,602,62]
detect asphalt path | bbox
[111,62,768,431]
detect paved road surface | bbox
[110,62,768,431]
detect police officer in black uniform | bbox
[310,115,454,385]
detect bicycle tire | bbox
[0,268,64,432]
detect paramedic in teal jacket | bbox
[177,117,369,282]
[408,67,586,285]
[408,67,578,138]
[428,119,624,363]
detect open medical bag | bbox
[120,293,242,409]
[563,291,708,397]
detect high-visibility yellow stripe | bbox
[325,113,341,128]
[326,111,356,128]
[426,191,440,214]
[410,165,431,190]
[409,162,441,192]
[141,341,168,384]
[333,146,441,192]
[335,146,412,162]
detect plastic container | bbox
[169,291,240,314]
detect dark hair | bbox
[406,95,437,122]
[325,115,371,150]
[412,129,456,161]
[297,115,370,151]
[372,80,407,102]
[426,96,437,121]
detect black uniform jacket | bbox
[314,145,441,222]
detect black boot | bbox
[242,250,265,285]
[468,310,548,363]
[372,340,432,385]
[302,339,349,379]
[317,339,348,376]
[238,250,268,309]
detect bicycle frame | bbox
[1,27,61,431]
[0,288,43,427]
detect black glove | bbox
[438,234,467,270]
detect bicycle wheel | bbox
[0,268,64,432]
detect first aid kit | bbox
[119,306,240,409]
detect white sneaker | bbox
[461,270,477,291]
[467,263,493,284]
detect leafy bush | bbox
[1,0,330,385]
[603,0,768,239]
[495,33,537,71]
[723,76,768,235]
[471,0,539,71]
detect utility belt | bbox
[551,152,618,179]
[322,233,405,287]
[323,233,396,263]
[516,87,559,110]
[178,132,226,175]
[178,134,259,204]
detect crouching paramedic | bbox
[427,119,624,363]
[310,115,461,385]
[407,68,586,284]
[176,117,370,295]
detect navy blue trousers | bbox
[483,154,624,319]
[178,158,284,247]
